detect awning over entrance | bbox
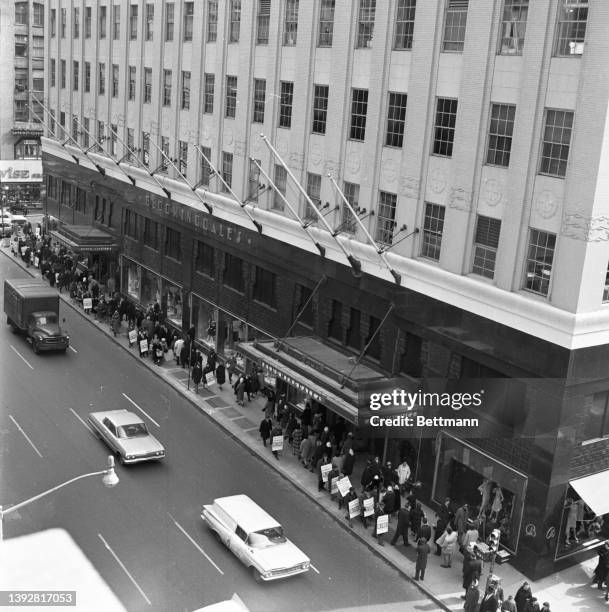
[50,225,118,253]
[570,471,609,516]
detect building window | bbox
[253,267,277,308]
[433,98,458,157]
[200,146,212,187]
[99,6,107,39]
[346,308,361,350]
[555,0,587,56]
[385,93,407,148]
[394,0,416,50]
[112,65,119,97]
[14,100,28,123]
[15,69,28,93]
[181,71,191,110]
[421,203,445,261]
[207,0,218,42]
[165,3,174,41]
[194,241,215,277]
[248,159,261,202]
[356,0,376,48]
[15,34,28,57]
[165,227,182,261]
[32,77,43,92]
[124,209,138,239]
[350,89,368,141]
[127,128,135,161]
[229,0,241,42]
[144,68,152,103]
[112,5,120,40]
[145,4,154,40]
[143,218,158,250]
[284,0,299,46]
[328,300,343,341]
[183,2,194,41]
[484,104,515,168]
[82,61,91,92]
[163,70,172,106]
[129,4,138,39]
[224,254,244,292]
[15,2,28,25]
[225,76,238,118]
[83,118,90,147]
[160,136,170,172]
[539,109,573,178]
[51,8,56,36]
[60,60,66,88]
[295,285,314,327]
[376,191,397,245]
[279,82,294,128]
[97,120,105,146]
[472,216,501,279]
[312,85,329,135]
[73,61,79,91]
[584,392,609,441]
[204,74,215,113]
[73,7,80,38]
[98,63,106,95]
[524,229,555,296]
[142,132,150,167]
[85,7,91,37]
[253,79,266,123]
[499,0,528,55]
[366,316,382,360]
[72,115,79,142]
[604,263,609,302]
[273,165,287,210]
[178,141,188,174]
[222,152,233,191]
[32,35,44,57]
[318,0,335,47]
[341,182,359,234]
[33,3,44,26]
[50,60,56,88]
[61,8,67,37]
[128,66,136,100]
[257,0,271,44]
[443,0,469,52]
[304,172,322,220]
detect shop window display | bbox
[140,266,161,307]
[163,282,182,327]
[125,260,140,300]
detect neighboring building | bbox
[43,0,609,579]
[0,1,44,212]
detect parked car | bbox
[88,409,165,464]
[201,494,310,582]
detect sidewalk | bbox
[2,244,606,612]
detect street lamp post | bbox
[0,455,119,541]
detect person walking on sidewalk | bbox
[454,503,470,544]
[479,585,499,612]
[234,376,246,406]
[259,416,272,447]
[514,582,533,612]
[440,525,458,568]
[417,516,432,542]
[192,360,203,394]
[215,363,225,390]
[463,579,480,612]
[226,354,237,384]
[414,537,430,581]
[501,595,517,611]
[390,505,411,547]
[270,422,282,460]
[291,421,302,456]
[316,453,331,492]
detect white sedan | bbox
[88,410,165,464]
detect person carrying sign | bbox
[316,453,331,492]
[270,423,283,460]
[391,504,411,547]
[259,416,272,448]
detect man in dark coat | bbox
[259,417,272,447]
[417,516,432,542]
[593,541,609,588]
[341,448,355,477]
[461,545,481,598]
[514,582,533,612]
[215,363,226,388]
[390,505,411,546]
[454,503,470,544]
[382,461,398,487]
[463,579,480,612]
[479,585,499,612]
[414,537,430,580]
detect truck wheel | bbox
[33,340,40,354]
[7,319,17,333]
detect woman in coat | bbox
[111,309,121,337]
[414,537,430,580]
[191,361,203,394]
[215,363,226,389]
[342,448,355,476]
[234,376,246,406]
[440,526,459,568]
[514,582,533,612]
[291,422,302,456]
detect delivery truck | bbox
[4,278,70,353]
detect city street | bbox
[0,253,429,612]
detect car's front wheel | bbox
[250,567,262,583]
[33,340,40,354]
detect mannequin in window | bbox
[477,478,494,520]
[563,497,579,545]
[489,486,504,522]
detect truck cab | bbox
[27,311,69,353]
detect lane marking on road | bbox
[9,345,34,370]
[310,564,320,574]
[9,414,42,458]
[121,392,160,428]
[98,533,152,606]
[68,408,94,434]
[69,345,78,353]
[167,513,224,575]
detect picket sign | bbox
[205,372,215,386]
[139,339,148,354]
[34,256,39,267]
[376,514,389,535]
[320,463,332,483]
[348,499,360,519]
[363,497,375,517]
[271,436,283,452]
[83,298,93,311]
[337,476,352,497]
[330,476,339,494]
[128,330,138,346]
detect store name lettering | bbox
[0,168,40,180]
[263,364,323,403]
[145,194,250,245]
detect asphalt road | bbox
[0,253,430,612]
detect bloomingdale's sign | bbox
[145,193,252,246]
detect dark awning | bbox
[50,225,118,253]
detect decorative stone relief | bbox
[201,125,211,142]
[251,136,262,154]
[399,176,420,199]
[448,186,472,211]
[224,127,234,146]
[536,190,559,219]
[149,121,159,136]
[289,152,304,171]
[323,159,340,176]
[346,150,360,175]
[429,168,446,194]
[234,140,246,158]
[310,143,323,167]
[562,211,609,242]
[382,158,398,184]
[276,133,289,157]
[482,178,503,207]
[188,129,198,142]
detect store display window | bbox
[124,259,140,300]
[140,266,161,307]
[163,281,182,327]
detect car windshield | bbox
[117,422,149,438]
[248,527,286,548]
[36,314,58,325]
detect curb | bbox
[1,248,452,611]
